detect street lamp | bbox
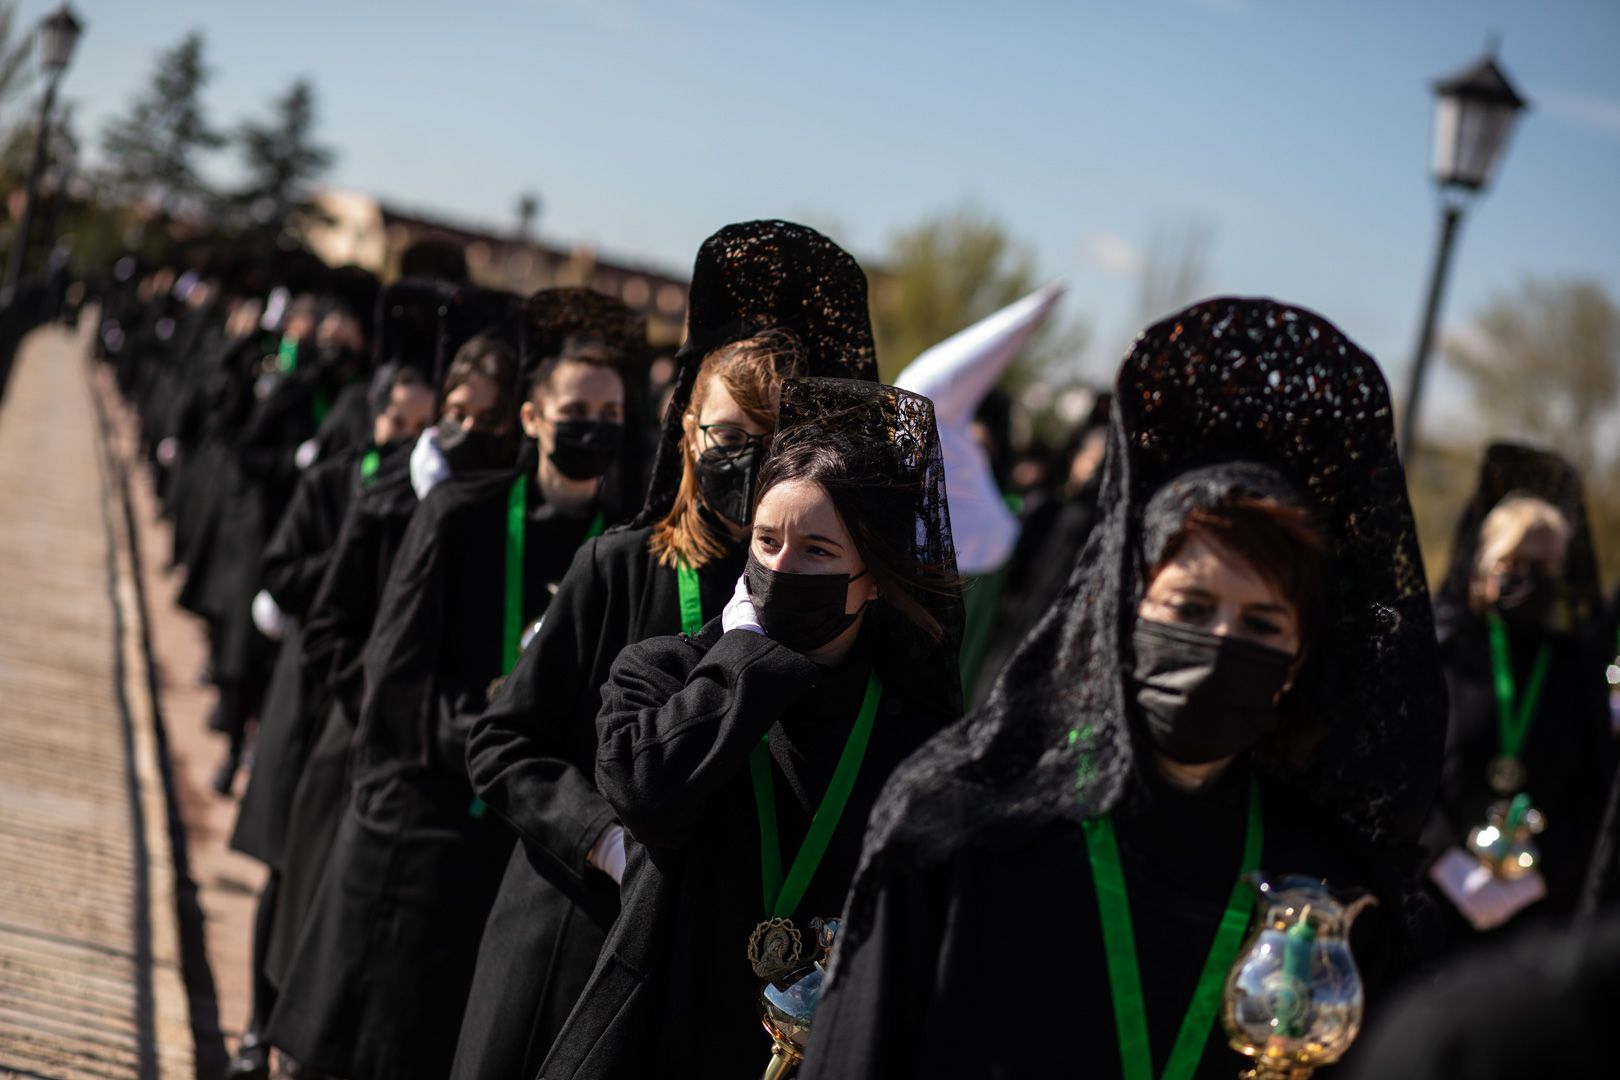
[1398,46,1528,460]
[2,4,84,295]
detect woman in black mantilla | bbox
[1422,444,1612,938]
[453,222,878,1080]
[801,298,1448,1080]
[537,377,961,1080]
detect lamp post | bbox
[2,4,84,295]
[1399,46,1527,461]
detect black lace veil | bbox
[373,278,456,381]
[770,377,963,717]
[438,285,522,386]
[857,297,1446,890]
[629,220,879,527]
[1432,442,1603,640]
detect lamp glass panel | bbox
[1431,96,1461,181]
[1454,98,1515,188]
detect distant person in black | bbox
[222,363,434,1079]
[265,330,528,1078]
[1423,445,1613,938]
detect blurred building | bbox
[304,188,689,347]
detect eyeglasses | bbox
[698,423,770,456]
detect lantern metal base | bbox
[1241,1064,1317,1080]
[761,1043,801,1080]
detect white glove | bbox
[1429,847,1547,931]
[251,589,287,641]
[410,426,450,501]
[587,823,627,885]
[294,438,321,471]
[721,573,763,635]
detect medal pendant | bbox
[747,917,803,981]
[1488,754,1527,796]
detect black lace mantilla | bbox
[630,221,879,527]
[374,278,456,380]
[856,296,1446,888]
[438,285,523,382]
[772,378,963,703]
[522,286,648,370]
[1433,442,1603,641]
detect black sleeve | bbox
[465,538,627,890]
[260,463,345,617]
[357,497,454,775]
[301,503,383,721]
[594,628,820,849]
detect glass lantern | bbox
[757,917,840,1080]
[1222,874,1376,1079]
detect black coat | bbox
[539,623,954,1080]
[453,526,745,1080]
[801,763,1407,1080]
[269,468,610,1080]
[263,441,419,987]
[1424,615,1614,929]
[229,448,363,867]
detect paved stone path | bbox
[0,320,262,1079]
[0,321,190,1077]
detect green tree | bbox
[1,99,77,190]
[1444,277,1620,476]
[870,206,1086,386]
[232,77,333,236]
[1133,216,1213,329]
[0,1,33,131]
[1441,277,1620,589]
[98,31,224,220]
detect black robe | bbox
[453,526,745,1080]
[262,440,419,987]
[801,762,1406,1080]
[1344,913,1620,1080]
[268,468,606,1080]
[1424,614,1614,931]
[539,623,955,1080]
[229,447,364,867]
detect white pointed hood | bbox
[895,283,1066,574]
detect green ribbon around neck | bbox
[749,673,883,918]
[1486,612,1552,764]
[276,335,298,374]
[1081,778,1263,1080]
[676,559,704,636]
[502,474,604,674]
[473,477,603,821]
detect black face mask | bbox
[696,446,764,526]
[437,418,513,475]
[548,419,622,481]
[1492,569,1558,630]
[1130,619,1293,765]
[745,553,871,654]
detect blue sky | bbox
[17,0,1620,429]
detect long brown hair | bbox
[648,330,802,568]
